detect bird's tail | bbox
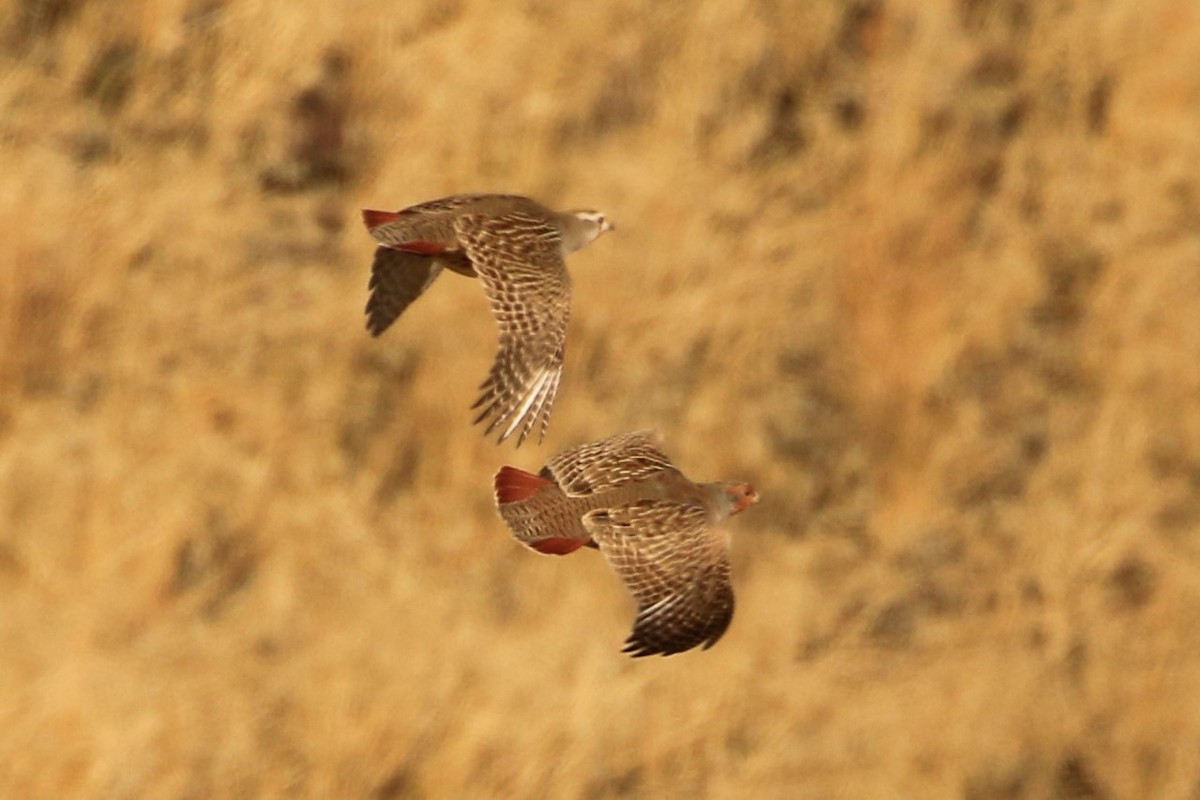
[494,465,552,504]
[494,467,589,555]
[362,209,401,229]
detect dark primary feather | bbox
[364,247,444,336]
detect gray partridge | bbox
[493,431,758,657]
[361,194,613,445]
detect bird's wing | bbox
[402,193,535,216]
[584,499,735,657]
[454,212,571,446]
[545,430,680,497]
[365,195,538,248]
[364,247,444,337]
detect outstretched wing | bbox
[545,430,679,497]
[584,500,735,657]
[364,247,443,337]
[455,212,571,446]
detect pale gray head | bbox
[704,481,760,520]
[724,482,759,515]
[560,209,614,253]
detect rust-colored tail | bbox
[529,536,588,555]
[494,465,553,504]
[362,208,402,229]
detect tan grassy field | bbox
[2,0,1200,797]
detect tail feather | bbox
[530,536,588,555]
[362,208,402,229]
[494,465,553,504]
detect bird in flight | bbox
[493,430,758,656]
[361,194,613,446]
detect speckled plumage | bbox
[493,431,758,657]
[361,193,612,446]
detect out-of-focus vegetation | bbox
[2,1,1200,797]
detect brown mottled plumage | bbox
[361,194,613,446]
[493,431,759,657]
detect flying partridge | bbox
[361,194,613,446]
[493,431,758,657]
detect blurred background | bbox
[2,0,1199,797]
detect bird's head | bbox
[562,209,614,252]
[723,482,759,515]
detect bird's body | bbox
[361,193,612,445]
[494,431,758,657]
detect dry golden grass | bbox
[3,0,1200,797]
